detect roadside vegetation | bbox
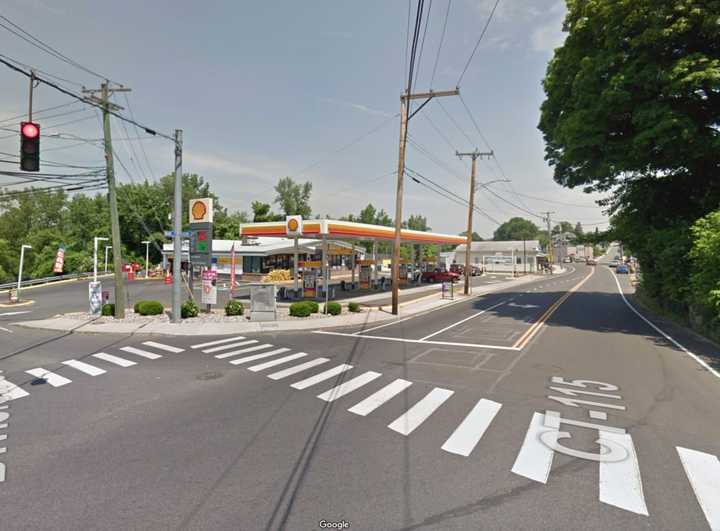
[539,1,720,341]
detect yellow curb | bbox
[0,299,35,308]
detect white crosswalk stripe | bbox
[599,431,648,515]
[677,447,720,531]
[267,358,330,380]
[248,353,307,372]
[291,364,353,390]
[317,371,382,402]
[228,347,290,364]
[191,336,246,349]
[441,398,502,457]
[25,368,71,387]
[92,352,136,367]
[348,379,412,416]
[511,412,556,483]
[203,340,256,354]
[61,359,106,376]
[217,343,273,360]
[142,341,184,353]
[119,346,162,360]
[0,377,30,402]
[388,388,454,436]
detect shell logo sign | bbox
[286,215,303,236]
[189,198,213,224]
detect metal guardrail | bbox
[0,271,102,291]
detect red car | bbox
[422,270,460,283]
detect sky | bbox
[0,0,610,238]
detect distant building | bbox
[454,240,541,273]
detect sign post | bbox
[201,268,217,308]
[188,198,214,309]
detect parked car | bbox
[449,264,464,275]
[616,264,629,274]
[586,259,597,266]
[574,256,586,263]
[609,260,620,267]
[562,257,572,263]
[471,265,483,276]
[422,269,460,283]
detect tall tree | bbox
[274,177,312,218]
[251,201,282,222]
[494,217,539,241]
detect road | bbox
[0,245,719,530]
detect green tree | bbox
[494,217,539,241]
[274,177,312,218]
[689,210,720,322]
[251,201,282,222]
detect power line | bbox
[456,0,501,87]
[406,134,466,183]
[413,0,433,88]
[507,191,603,209]
[123,94,156,180]
[0,14,115,82]
[0,100,80,125]
[0,52,84,88]
[435,98,474,146]
[480,184,545,220]
[430,0,451,88]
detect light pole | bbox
[104,245,112,273]
[16,244,32,301]
[142,240,150,278]
[93,237,109,282]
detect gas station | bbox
[239,217,466,300]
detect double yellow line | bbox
[512,267,595,350]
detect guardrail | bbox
[0,271,104,291]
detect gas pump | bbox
[300,260,322,298]
[357,259,375,289]
[398,259,412,286]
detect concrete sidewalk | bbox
[15,273,548,336]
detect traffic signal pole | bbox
[172,130,183,323]
[83,82,131,318]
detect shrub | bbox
[225,299,244,316]
[348,302,361,313]
[136,300,164,316]
[133,300,145,313]
[289,301,313,317]
[101,303,115,316]
[181,299,199,318]
[324,301,342,315]
[306,300,319,313]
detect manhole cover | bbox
[196,371,223,381]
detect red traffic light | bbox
[21,122,39,139]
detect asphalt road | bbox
[1,245,719,530]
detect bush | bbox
[324,301,342,315]
[181,299,199,318]
[289,301,312,317]
[348,302,361,313]
[133,300,145,313]
[225,299,244,316]
[135,300,164,316]
[305,300,319,313]
[101,303,115,316]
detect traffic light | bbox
[20,121,40,172]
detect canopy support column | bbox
[293,237,299,293]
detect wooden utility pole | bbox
[542,211,555,268]
[391,89,458,315]
[83,82,131,318]
[456,150,493,295]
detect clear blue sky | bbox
[0,0,609,237]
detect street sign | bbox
[164,230,192,238]
[189,223,213,266]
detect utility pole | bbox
[172,130,183,323]
[391,89,459,315]
[456,150,492,295]
[542,211,555,269]
[83,82,131,318]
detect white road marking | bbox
[355,314,422,335]
[119,346,162,360]
[217,343,274,360]
[677,447,720,530]
[511,412,557,483]
[348,379,413,416]
[191,336,246,349]
[291,364,354,390]
[611,271,720,380]
[0,378,30,401]
[248,353,307,372]
[61,359,106,376]
[25,368,71,387]
[0,311,31,317]
[227,347,290,364]
[317,371,382,402]
[314,331,521,351]
[142,341,184,353]
[92,352,136,367]
[441,398,502,457]
[598,431,648,516]
[0,326,11,333]
[388,388,454,436]
[267,358,330,380]
[589,410,607,420]
[203,339,257,354]
[419,300,508,341]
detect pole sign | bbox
[189,223,213,266]
[52,246,65,274]
[89,281,102,315]
[189,198,213,224]
[201,269,217,305]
